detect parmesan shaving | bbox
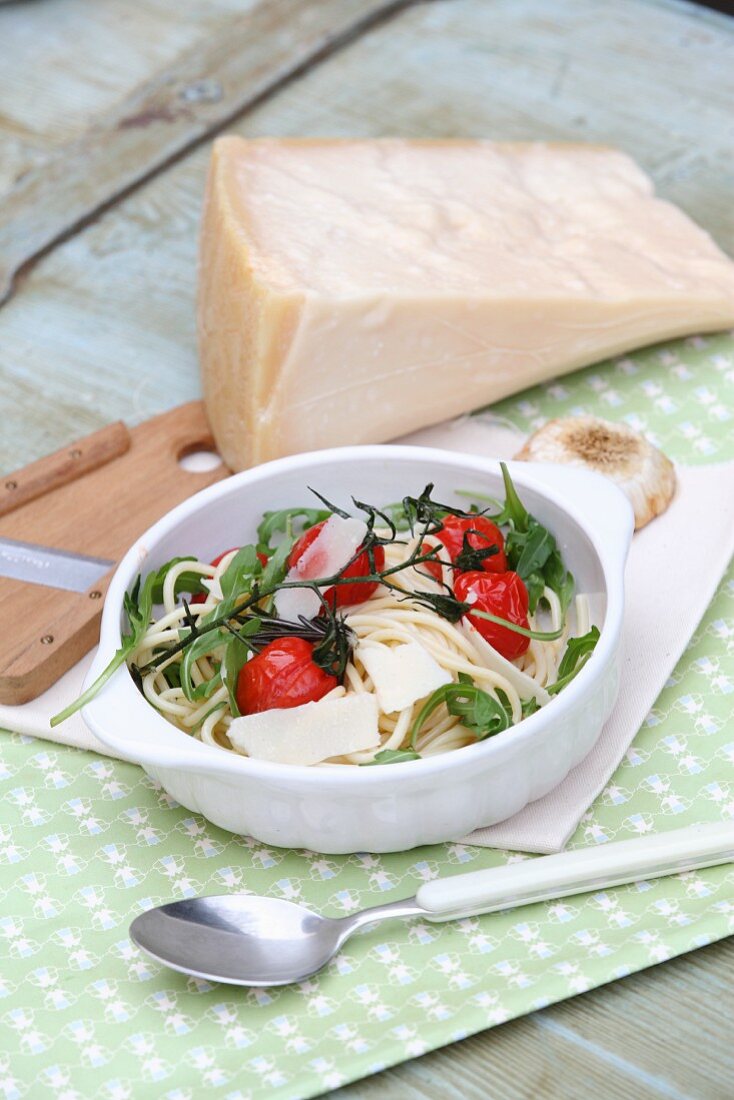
[228,693,380,765]
[275,514,368,622]
[356,640,452,714]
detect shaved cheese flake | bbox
[273,584,322,623]
[357,641,451,714]
[294,515,368,579]
[459,620,550,706]
[274,514,368,622]
[228,692,380,765]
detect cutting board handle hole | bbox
[177,444,223,474]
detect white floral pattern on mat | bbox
[1,332,734,1099]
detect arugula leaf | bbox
[180,627,231,702]
[162,662,181,689]
[410,674,512,748]
[221,619,262,717]
[189,671,223,702]
[448,672,512,738]
[50,570,158,727]
[547,626,601,695]
[523,571,546,614]
[505,521,556,614]
[260,538,291,591]
[500,462,529,531]
[496,687,514,723]
[378,501,415,532]
[148,556,209,604]
[455,488,503,514]
[208,538,290,621]
[544,550,575,618]
[500,464,575,616]
[219,544,262,602]
[257,507,330,552]
[455,471,575,619]
[406,590,563,638]
[521,696,540,718]
[362,748,422,765]
[180,613,264,706]
[514,523,555,578]
[556,625,600,679]
[222,645,245,718]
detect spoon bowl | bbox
[130,894,424,986]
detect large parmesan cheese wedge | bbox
[199,138,734,470]
[228,692,380,765]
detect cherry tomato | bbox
[287,520,384,607]
[454,570,530,661]
[190,547,267,604]
[417,538,444,584]
[436,515,507,574]
[236,637,337,714]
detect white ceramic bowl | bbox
[83,445,633,853]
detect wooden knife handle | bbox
[0,569,114,706]
[0,421,130,518]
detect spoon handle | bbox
[415,821,734,919]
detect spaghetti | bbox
[52,465,600,764]
[128,530,591,764]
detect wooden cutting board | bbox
[0,402,230,705]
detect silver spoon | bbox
[130,821,733,986]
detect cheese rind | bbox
[199,138,734,471]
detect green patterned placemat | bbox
[1,332,733,1099]
[488,330,734,465]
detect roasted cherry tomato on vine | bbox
[236,637,337,714]
[287,520,384,607]
[454,570,530,661]
[416,538,444,584]
[190,547,268,604]
[436,515,507,574]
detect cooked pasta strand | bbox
[132,531,592,762]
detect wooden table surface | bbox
[1,0,732,1095]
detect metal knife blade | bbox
[0,536,113,593]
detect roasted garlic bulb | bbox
[515,416,676,529]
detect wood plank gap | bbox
[531,1016,691,1100]
[0,0,422,308]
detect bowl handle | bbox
[511,461,635,561]
[81,647,210,766]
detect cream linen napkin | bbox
[0,652,118,759]
[1,416,732,852]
